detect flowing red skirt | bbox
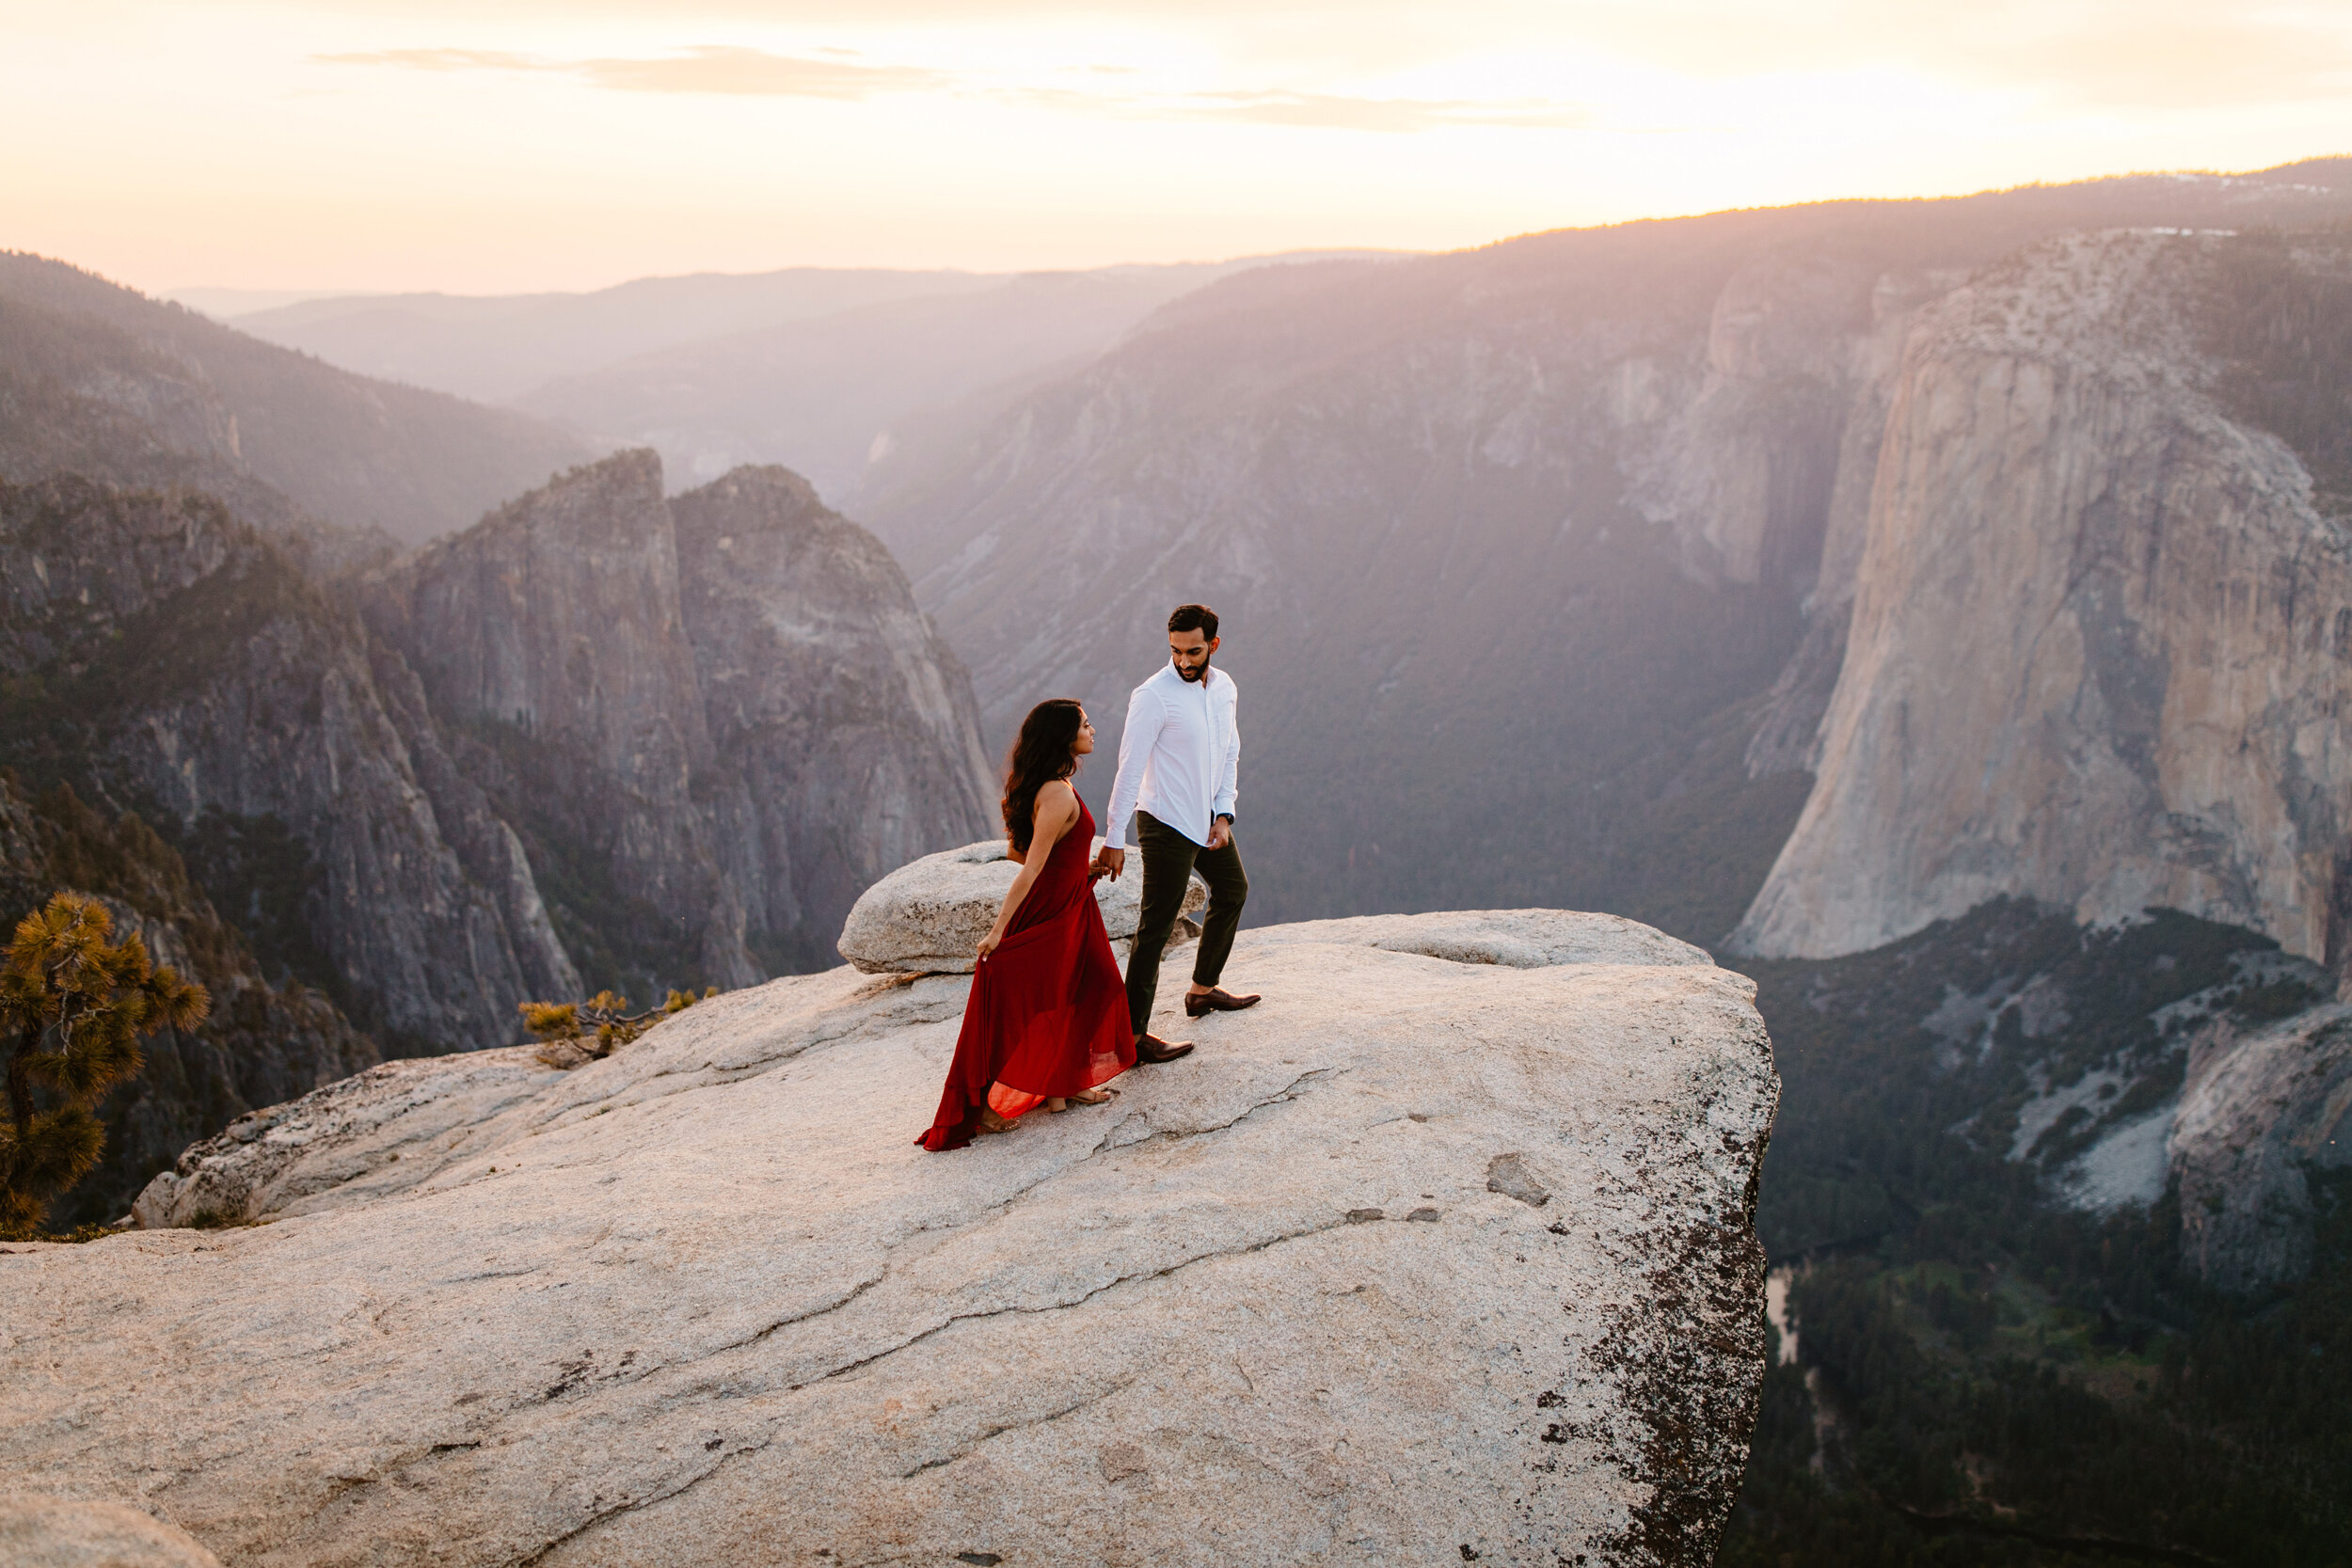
[918,876,1134,1151]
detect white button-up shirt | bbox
[1105,662,1239,848]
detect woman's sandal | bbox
[976,1104,1021,1135]
[1048,1087,1117,1112]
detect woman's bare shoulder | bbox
[1034,778,1079,809]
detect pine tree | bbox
[1,893,209,1234]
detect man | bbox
[1097,603,1262,1064]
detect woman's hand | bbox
[977,928,1004,962]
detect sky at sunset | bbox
[6,0,2349,297]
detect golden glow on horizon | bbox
[3,0,2348,296]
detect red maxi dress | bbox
[919,800,1136,1151]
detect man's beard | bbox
[1176,656,1211,683]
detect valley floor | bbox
[1719,901,2352,1565]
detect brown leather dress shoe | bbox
[1184,987,1263,1019]
[1132,1032,1196,1064]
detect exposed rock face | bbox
[11,909,1777,1565]
[836,836,1204,974]
[0,1496,223,1568]
[865,166,2352,946]
[675,467,993,970]
[366,450,756,988]
[1733,230,2352,966]
[0,475,578,1051]
[2171,1005,2352,1291]
[366,452,991,987]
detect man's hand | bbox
[1207,816,1233,851]
[1093,845,1126,881]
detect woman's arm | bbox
[977,783,1080,961]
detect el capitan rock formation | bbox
[863,161,2352,952]
[1731,229,2352,968]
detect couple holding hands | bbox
[919,604,1259,1151]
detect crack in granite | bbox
[898,1374,1139,1479]
[505,1224,1348,1564]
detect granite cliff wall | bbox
[675,466,993,970]
[366,451,992,989]
[0,475,578,1050]
[1731,230,2352,970]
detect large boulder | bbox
[0,1496,223,1567]
[11,909,1776,1566]
[837,835,1206,973]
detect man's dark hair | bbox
[1168,603,1219,640]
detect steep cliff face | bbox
[366,452,992,988]
[866,166,2352,946]
[2171,1004,2352,1291]
[364,451,755,989]
[0,774,379,1227]
[0,476,579,1050]
[1732,230,2352,967]
[868,237,1834,941]
[675,467,993,970]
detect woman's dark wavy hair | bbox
[1001,698,1086,852]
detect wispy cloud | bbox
[317,44,1594,130]
[318,48,539,72]
[1178,90,1593,132]
[318,45,946,101]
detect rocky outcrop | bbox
[0,475,578,1052]
[836,836,1204,974]
[675,467,993,970]
[1732,230,2352,966]
[367,452,991,988]
[2171,1005,2352,1291]
[14,908,1777,1565]
[365,450,757,989]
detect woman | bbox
[918,699,1136,1151]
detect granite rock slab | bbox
[12,909,1776,1566]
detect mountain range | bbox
[1,251,593,546]
[7,157,2352,1560]
[0,254,992,1223]
[867,162,2352,956]
[223,253,1385,508]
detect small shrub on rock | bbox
[520,987,715,1069]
